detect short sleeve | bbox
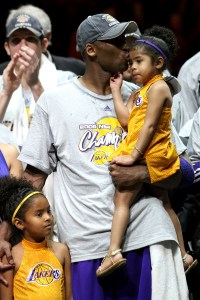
[19,95,57,174]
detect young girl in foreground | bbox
[96,25,197,277]
[0,176,73,300]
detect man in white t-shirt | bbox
[1,14,189,299]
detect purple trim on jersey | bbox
[0,150,9,177]
[72,247,151,300]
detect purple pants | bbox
[72,247,151,300]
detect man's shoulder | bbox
[51,54,85,75]
[42,77,76,97]
[178,51,200,77]
[184,51,200,66]
[122,80,138,91]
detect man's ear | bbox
[85,43,97,58]
[13,218,25,231]
[4,41,11,56]
[41,37,49,52]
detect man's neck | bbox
[79,72,112,95]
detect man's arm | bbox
[0,46,43,122]
[0,221,15,286]
[0,144,23,178]
[18,45,44,102]
[23,165,48,191]
[0,222,13,255]
[109,162,182,190]
[0,54,25,122]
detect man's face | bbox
[4,29,45,60]
[93,35,129,74]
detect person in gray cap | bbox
[0,12,75,148]
[0,4,85,76]
[0,13,188,299]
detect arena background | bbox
[0,0,199,76]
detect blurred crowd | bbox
[0,0,200,76]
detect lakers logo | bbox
[26,263,61,285]
[136,96,143,106]
[114,126,124,137]
[16,14,30,24]
[91,150,107,165]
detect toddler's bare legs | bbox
[96,183,142,276]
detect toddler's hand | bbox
[112,155,135,166]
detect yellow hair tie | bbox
[12,191,43,224]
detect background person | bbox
[172,51,200,146]
[0,12,75,147]
[0,4,85,76]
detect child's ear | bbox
[13,218,25,231]
[156,56,164,69]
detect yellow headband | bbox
[12,191,43,224]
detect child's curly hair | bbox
[0,176,39,245]
[132,25,179,71]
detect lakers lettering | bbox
[26,263,61,285]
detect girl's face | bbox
[129,48,160,86]
[20,195,53,242]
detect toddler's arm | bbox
[110,72,133,128]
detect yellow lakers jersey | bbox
[108,74,180,183]
[14,239,64,300]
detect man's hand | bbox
[109,162,150,188]
[2,53,25,97]
[0,240,14,286]
[17,45,44,101]
[109,162,181,190]
[17,45,40,86]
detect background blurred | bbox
[0,0,199,76]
